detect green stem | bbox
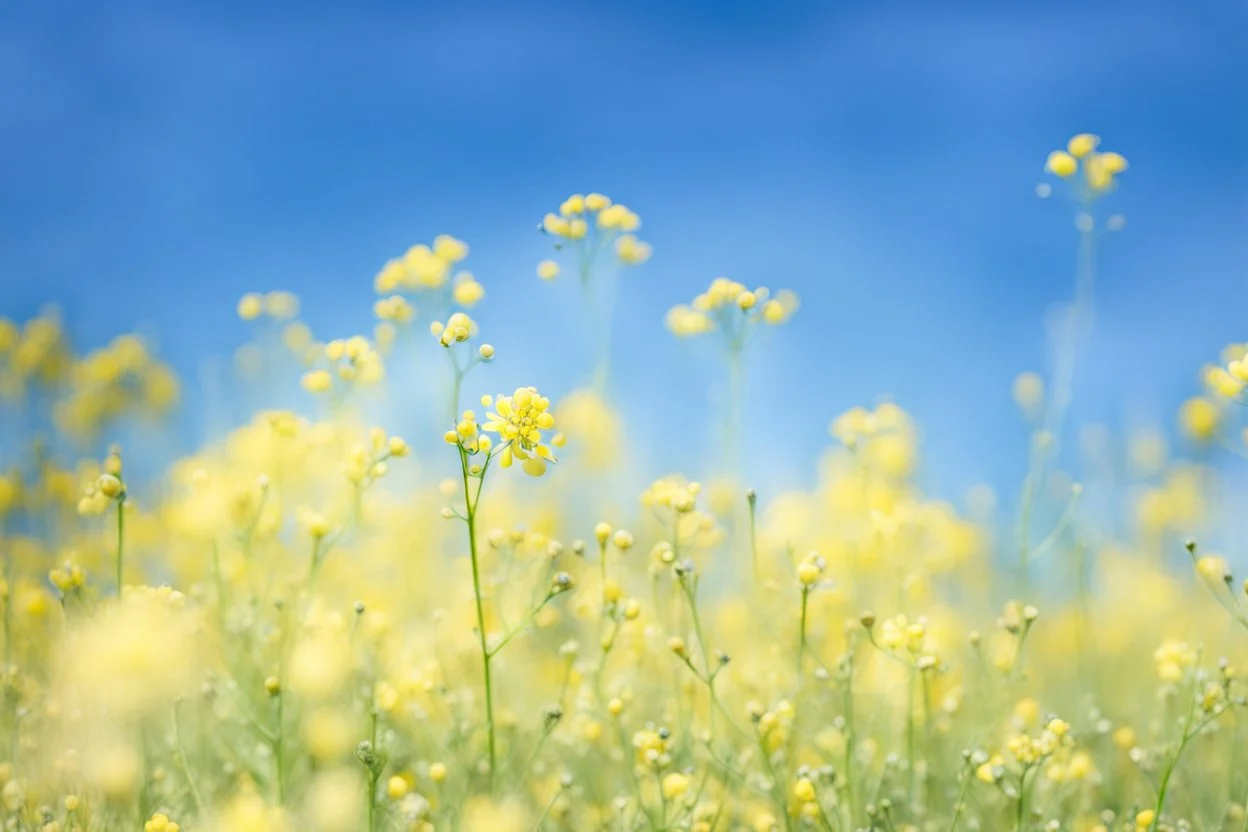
[906,667,916,810]
[1015,765,1032,831]
[115,492,126,595]
[948,765,972,832]
[461,448,496,790]
[1152,690,1199,831]
[726,345,744,482]
[275,692,285,804]
[3,523,12,669]
[367,710,380,832]
[843,648,857,828]
[172,702,207,821]
[747,490,760,585]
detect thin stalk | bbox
[367,710,380,832]
[115,491,126,595]
[172,702,206,821]
[907,667,916,811]
[1016,764,1035,832]
[843,647,857,828]
[1151,689,1199,831]
[461,446,496,789]
[948,765,972,832]
[747,490,760,584]
[798,587,810,683]
[274,692,285,804]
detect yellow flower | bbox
[301,370,332,394]
[264,291,299,320]
[453,274,486,307]
[1099,151,1128,174]
[615,234,653,265]
[1045,151,1077,177]
[386,775,409,800]
[237,293,264,321]
[433,234,469,263]
[537,260,560,280]
[661,772,689,800]
[1067,133,1100,158]
[1178,397,1220,442]
[1154,638,1197,682]
[482,387,558,476]
[560,194,585,216]
[1197,554,1230,582]
[1205,366,1244,398]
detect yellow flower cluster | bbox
[301,335,384,394]
[1153,638,1198,682]
[431,311,476,348]
[374,234,470,293]
[484,387,560,476]
[666,277,799,339]
[0,311,71,400]
[144,811,181,832]
[1045,133,1128,192]
[237,290,300,322]
[537,192,653,286]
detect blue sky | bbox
[2,0,1246,504]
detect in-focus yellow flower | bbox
[482,387,558,476]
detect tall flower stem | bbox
[1018,195,1096,588]
[115,485,127,595]
[459,445,497,789]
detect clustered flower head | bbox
[301,335,385,394]
[444,387,562,476]
[666,277,799,340]
[54,333,179,440]
[0,310,72,400]
[539,193,652,269]
[431,312,477,348]
[1044,133,1129,194]
[374,234,471,293]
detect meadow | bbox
[1,134,1247,832]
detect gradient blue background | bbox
[2,0,1246,503]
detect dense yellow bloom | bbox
[482,387,557,476]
